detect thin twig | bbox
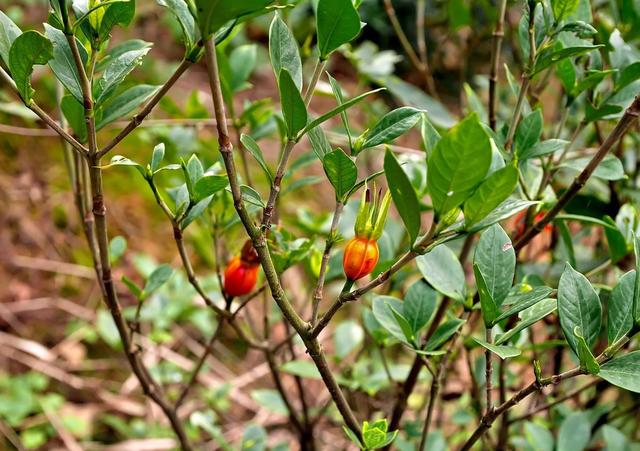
[515,95,640,251]
[488,0,508,131]
[97,59,193,158]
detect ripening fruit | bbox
[223,240,260,297]
[513,210,553,241]
[343,236,380,281]
[342,185,390,281]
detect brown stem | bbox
[485,328,494,414]
[311,201,345,324]
[0,66,88,156]
[488,0,508,131]
[203,36,361,440]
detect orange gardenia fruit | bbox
[223,240,260,297]
[343,236,380,281]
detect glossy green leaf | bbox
[557,263,602,356]
[603,215,628,263]
[552,0,580,21]
[307,126,332,160]
[472,337,521,359]
[251,389,288,416]
[599,351,640,393]
[425,318,465,351]
[98,1,136,41]
[61,95,88,143]
[269,14,302,91]
[194,175,228,201]
[323,148,357,200]
[327,74,352,149]
[95,43,152,106]
[150,143,165,173]
[157,0,198,51]
[43,24,86,105]
[316,0,361,60]
[608,271,635,345]
[495,298,557,345]
[97,84,159,129]
[524,422,554,451]
[574,327,600,374]
[464,165,518,228]
[372,295,409,344]
[194,0,274,37]
[240,134,273,183]
[298,88,385,139]
[417,245,466,301]
[474,224,515,307]
[474,264,500,327]
[8,31,53,102]
[358,107,422,152]
[384,149,421,243]
[532,44,603,76]
[493,286,554,324]
[279,68,307,139]
[633,235,640,323]
[403,280,436,335]
[515,109,542,156]
[427,114,492,215]
[0,10,21,67]
[467,199,539,233]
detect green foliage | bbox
[316,0,361,60]
[9,30,53,101]
[384,149,421,244]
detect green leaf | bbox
[557,412,591,451]
[43,24,86,105]
[269,14,302,91]
[298,88,385,139]
[524,422,554,451]
[8,31,53,102]
[403,280,436,335]
[327,74,352,149]
[121,275,142,299]
[467,199,539,233]
[280,360,322,379]
[519,139,568,161]
[97,84,159,129]
[372,296,410,344]
[333,320,364,359]
[194,0,274,37]
[95,43,152,106]
[323,148,357,200]
[0,10,21,67]
[552,0,580,21]
[142,264,173,299]
[493,285,554,324]
[532,44,603,76]
[387,303,416,346]
[599,351,640,393]
[358,107,422,152]
[474,264,501,327]
[427,114,492,215]
[194,175,228,201]
[98,0,136,41]
[150,143,165,172]
[61,95,88,143]
[601,426,629,451]
[474,224,515,306]
[307,125,332,160]
[417,245,466,301]
[425,319,465,351]
[604,216,628,263]
[279,68,307,139]
[559,155,625,181]
[384,149,421,244]
[316,0,361,60]
[241,134,273,183]
[464,165,518,228]
[471,337,521,359]
[181,195,213,229]
[421,114,440,155]
[557,263,602,356]
[157,0,198,51]
[608,271,635,345]
[495,298,557,345]
[574,326,600,374]
[515,109,542,156]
